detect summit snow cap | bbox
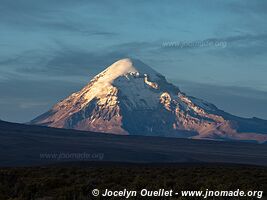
[95,58,162,84]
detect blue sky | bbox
[0,0,267,122]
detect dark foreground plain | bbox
[0,163,266,200]
[1,121,267,200]
[0,120,267,166]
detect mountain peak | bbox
[31,58,267,143]
[101,58,161,83]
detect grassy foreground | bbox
[0,163,266,200]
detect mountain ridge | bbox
[31,58,267,143]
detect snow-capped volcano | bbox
[31,58,267,142]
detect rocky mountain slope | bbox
[31,58,267,142]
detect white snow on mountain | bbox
[31,58,267,143]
